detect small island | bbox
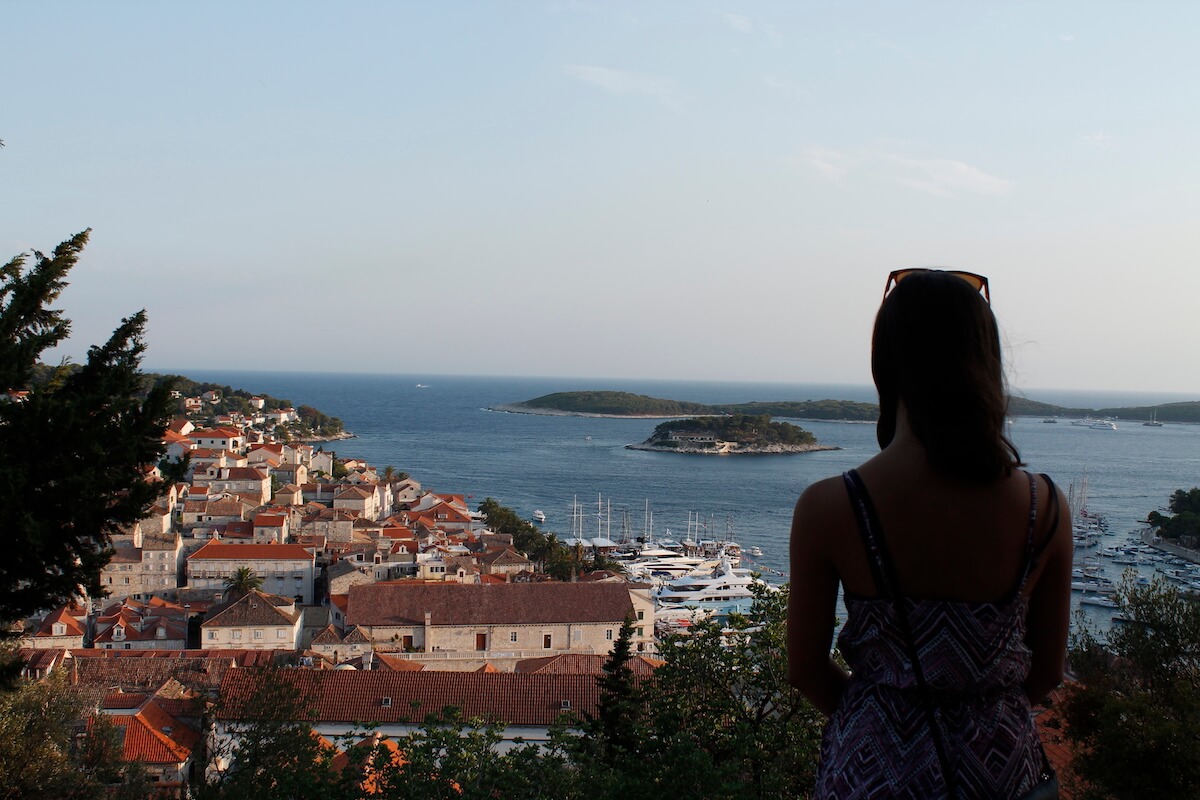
[627,414,839,455]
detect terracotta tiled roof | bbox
[16,647,68,676]
[36,606,86,637]
[221,467,268,481]
[346,582,634,627]
[373,653,426,672]
[107,698,199,764]
[478,548,529,567]
[93,618,187,644]
[515,653,663,675]
[204,590,299,627]
[1035,687,1078,799]
[342,626,372,644]
[310,625,344,645]
[216,669,600,726]
[189,542,314,561]
[476,663,500,673]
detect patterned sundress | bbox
[813,470,1051,799]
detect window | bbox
[253,630,263,639]
[475,633,487,651]
[637,610,644,621]
[543,634,552,649]
[207,631,216,640]
[123,643,131,649]
[509,631,518,643]
[605,629,613,641]
[232,630,243,640]
[277,629,287,639]
[637,627,644,637]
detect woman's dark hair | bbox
[872,270,1022,482]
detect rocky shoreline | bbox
[299,431,357,444]
[626,442,840,455]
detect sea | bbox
[179,371,1200,631]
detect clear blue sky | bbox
[4,2,1198,394]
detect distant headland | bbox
[489,391,879,421]
[490,390,1200,424]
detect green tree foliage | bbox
[296,404,345,437]
[194,589,826,799]
[1146,488,1200,541]
[590,616,643,760]
[520,389,1200,423]
[1062,574,1200,799]
[200,669,358,800]
[0,232,173,627]
[518,391,713,416]
[562,585,824,800]
[0,671,152,799]
[477,498,613,580]
[718,399,879,421]
[647,414,815,447]
[224,567,265,599]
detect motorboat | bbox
[1089,419,1117,430]
[532,509,546,524]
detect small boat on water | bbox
[1080,594,1119,609]
[532,509,546,524]
[1089,419,1117,430]
[745,546,764,557]
[1144,411,1164,427]
[1042,418,1058,424]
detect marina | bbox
[182,371,1200,634]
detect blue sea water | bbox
[178,371,1200,626]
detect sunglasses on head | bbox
[883,269,990,304]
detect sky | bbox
[3,2,1199,395]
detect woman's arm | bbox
[788,479,850,716]
[1024,480,1073,705]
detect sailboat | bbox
[1143,410,1164,427]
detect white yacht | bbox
[653,558,770,607]
[532,509,546,524]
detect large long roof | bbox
[346,582,633,627]
[216,669,601,726]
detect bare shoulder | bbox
[791,474,853,548]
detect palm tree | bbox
[224,567,264,599]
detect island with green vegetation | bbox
[495,390,1200,424]
[493,391,878,421]
[628,414,837,455]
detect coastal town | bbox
[11,387,671,793]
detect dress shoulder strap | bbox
[842,469,899,599]
[1007,471,1044,602]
